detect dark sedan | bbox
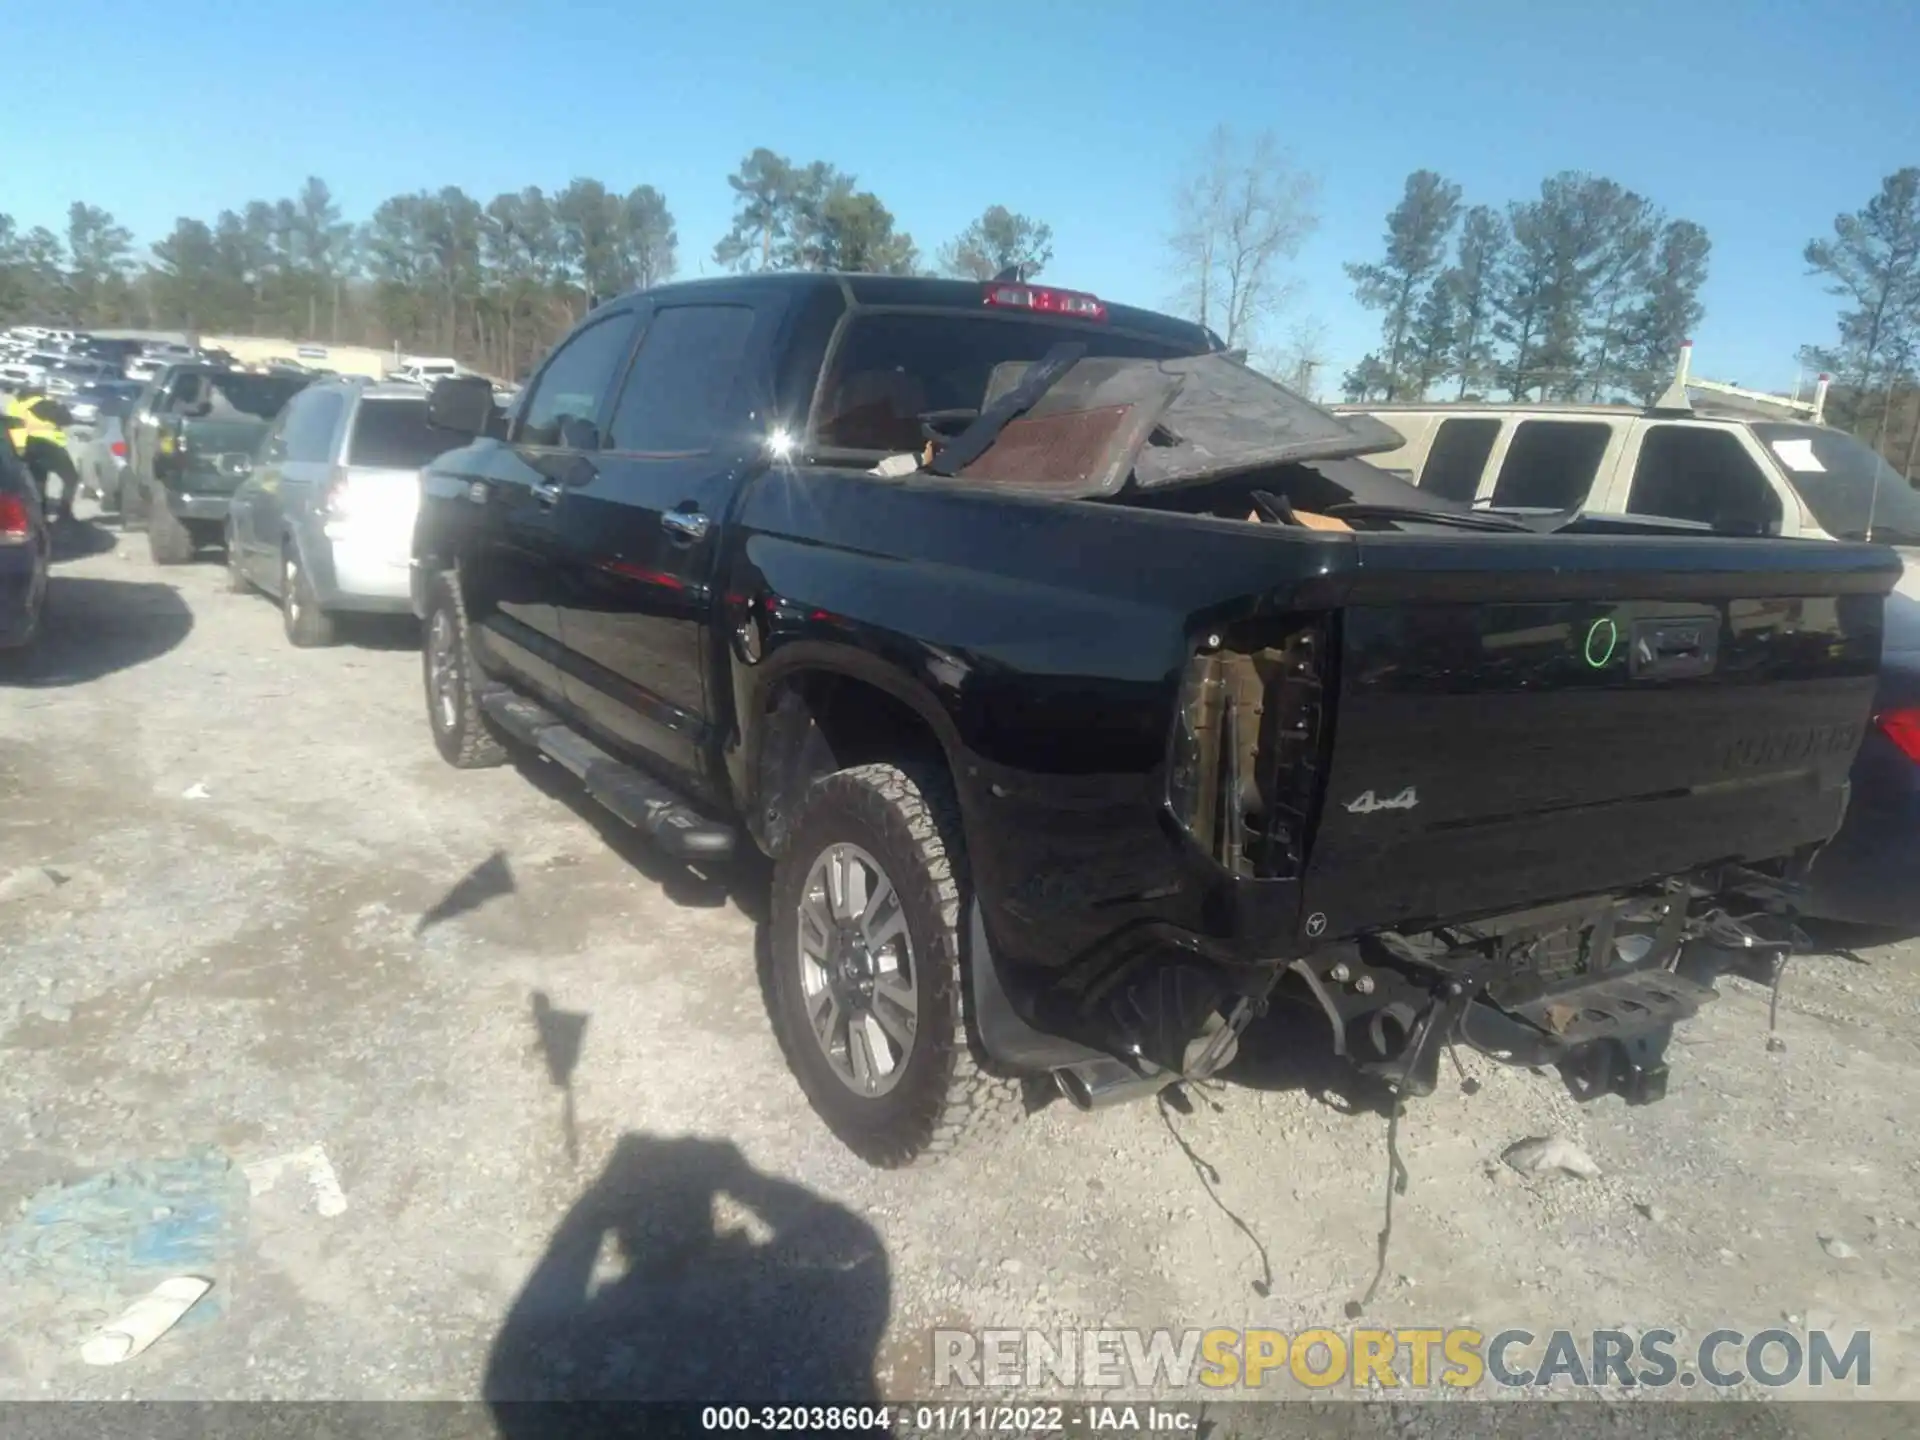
[1802,592,1920,927]
[0,427,50,659]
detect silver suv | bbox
[226,380,468,646]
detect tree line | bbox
[4,140,1916,478]
[1338,162,1920,477]
[0,158,1055,382]
[1339,169,1710,405]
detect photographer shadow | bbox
[486,1133,890,1438]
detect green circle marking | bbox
[1584,617,1619,669]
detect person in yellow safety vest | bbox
[2,387,79,523]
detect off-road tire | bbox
[281,546,337,648]
[422,567,507,769]
[147,502,194,565]
[769,762,1023,1167]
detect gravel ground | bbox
[3,512,1919,1426]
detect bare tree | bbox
[1168,125,1319,351]
[1253,314,1331,399]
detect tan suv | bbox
[1333,394,1920,595]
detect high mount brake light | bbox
[982,282,1107,321]
[1877,707,1920,765]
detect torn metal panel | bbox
[969,353,1408,498]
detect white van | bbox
[389,356,461,387]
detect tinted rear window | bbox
[79,384,142,416]
[1489,420,1611,510]
[1751,422,1920,545]
[815,312,1203,454]
[206,373,310,419]
[1628,425,1782,532]
[348,399,459,469]
[1420,417,1500,502]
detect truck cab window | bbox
[1627,425,1783,532]
[1421,417,1500,502]
[516,314,635,449]
[606,305,757,454]
[814,313,1190,454]
[1489,420,1611,510]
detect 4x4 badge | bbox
[1345,786,1418,815]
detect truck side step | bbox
[477,687,736,861]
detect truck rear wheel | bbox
[147,503,194,565]
[769,762,1022,1167]
[421,568,507,769]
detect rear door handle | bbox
[661,508,709,542]
[533,479,564,506]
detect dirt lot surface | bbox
[4,514,1919,1428]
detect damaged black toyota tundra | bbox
[410,273,1900,1167]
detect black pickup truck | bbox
[411,273,1900,1168]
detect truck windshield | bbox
[205,373,310,419]
[348,398,460,469]
[815,312,1201,454]
[1752,422,1920,545]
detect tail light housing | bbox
[1168,618,1333,879]
[321,465,353,523]
[0,492,30,544]
[110,439,126,458]
[1877,707,1920,764]
[982,282,1107,321]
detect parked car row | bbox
[0,328,210,397]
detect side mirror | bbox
[428,374,496,437]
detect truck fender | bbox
[739,640,970,857]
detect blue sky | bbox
[4,0,1916,391]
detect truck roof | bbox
[627,272,1222,352]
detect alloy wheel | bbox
[427,609,460,732]
[796,842,918,1096]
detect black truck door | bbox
[552,300,764,798]
[466,307,640,702]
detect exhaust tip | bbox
[1054,1067,1096,1111]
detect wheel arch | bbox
[743,649,964,859]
